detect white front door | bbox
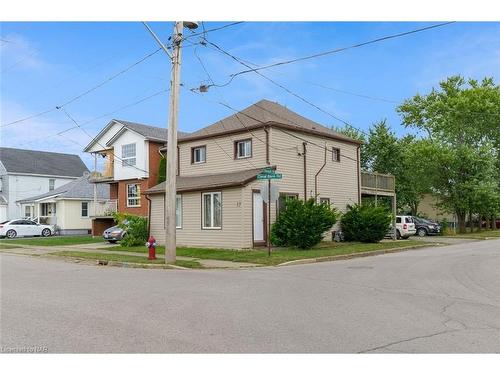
[253,192,264,242]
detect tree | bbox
[334,126,368,169]
[157,157,166,184]
[398,76,500,232]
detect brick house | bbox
[83,119,188,235]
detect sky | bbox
[1,21,499,169]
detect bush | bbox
[158,157,166,184]
[271,198,338,249]
[340,204,392,243]
[112,213,148,247]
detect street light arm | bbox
[142,22,173,60]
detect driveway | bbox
[1,239,499,353]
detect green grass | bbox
[103,240,431,266]
[50,251,203,268]
[1,235,104,246]
[0,243,20,250]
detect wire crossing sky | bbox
[1,21,499,168]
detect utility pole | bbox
[164,21,198,264]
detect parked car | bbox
[0,219,53,238]
[103,224,127,243]
[412,216,441,237]
[386,215,416,239]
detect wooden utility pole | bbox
[164,22,184,264]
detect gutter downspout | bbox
[302,142,307,200]
[356,145,361,204]
[145,194,152,237]
[314,143,327,202]
[264,126,270,165]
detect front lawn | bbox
[1,235,104,246]
[50,251,203,268]
[103,240,432,266]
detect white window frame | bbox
[121,143,137,167]
[176,194,182,229]
[332,147,341,162]
[127,184,141,207]
[192,146,206,164]
[235,139,252,159]
[202,192,222,230]
[24,205,33,218]
[81,202,89,217]
[49,179,55,191]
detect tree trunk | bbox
[477,215,482,232]
[485,217,491,230]
[457,212,466,234]
[493,215,498,230]
[469,211,474,233]
[411,203,418,216]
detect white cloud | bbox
[0,33,48,71]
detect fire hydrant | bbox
[146,236,157,260]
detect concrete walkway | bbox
[0,243,259,269]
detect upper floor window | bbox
[191,146,206,164]
[81,202,89,217]
[332,147,341,162]
[277,193,299,216]
[49,179,55,191]
[122,143,136,167]
[127,184,141,207]
[235,139,252,159]
[320,197,331,206]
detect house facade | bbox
[83,119,188,235]
[145,100,363,249]
[0,147,88,222]
[17,175,110,235]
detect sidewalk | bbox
[0,244,259,269]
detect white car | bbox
[395,215,416,239]
[0,219,53,239]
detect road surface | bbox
[1,240,499,353]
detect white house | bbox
[17,175,110,235]
[0,147,89,222]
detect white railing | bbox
[92,200,118,217]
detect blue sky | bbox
[1,21,499,168]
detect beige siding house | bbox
[146,100,362,249]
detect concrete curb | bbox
[276,243,443,267]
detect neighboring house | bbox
[17,175,110,235]
[0,147,88,222]
[144,99,366,249]
[83,119,188,235]
[418,193,456,225]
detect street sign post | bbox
[256,168,283,256]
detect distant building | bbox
[0,147,88,222]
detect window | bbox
[24,206,32,218]
[41,203,55,216]
[121,143,136,167]
[277,193,299,215]
[49,179,55,191]
[320,197,330,206]
[127,184,141,207]
[176,195,182,229]
[332,147,341,162]
[81,202,89,217]
[405,217,413,223]
[202,192,222,229]
[191,146,206,164]
[396,217,402,224]
[235,139,252,159]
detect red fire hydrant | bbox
[146,236,157,260]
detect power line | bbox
[1,48,162,128]
[228,22,456,79]
[183,22,245,41]
[203,40,369,136]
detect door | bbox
[253,192,265,243]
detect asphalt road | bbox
[1,240,499,353]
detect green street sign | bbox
[257,170,283,180]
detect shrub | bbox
[271,198,338,249]
[112,213,148,247]
[340,204,392,243]
[158,157,166,184]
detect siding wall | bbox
[178,129,268,176]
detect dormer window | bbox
[191,146,206,164]
[122,143,136,167]
[235,139,252,159]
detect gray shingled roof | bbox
[145,167,266,194]
[114,120,189,141]
[178,99,360,144]
[0,147,88,177]
[17,175,110,203]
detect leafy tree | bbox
[271,198,338,249]
[158,157,166,184]
[340,204,392,243]
[398,76,500,232]
[334,125,368,169]
[112,213,148,247]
